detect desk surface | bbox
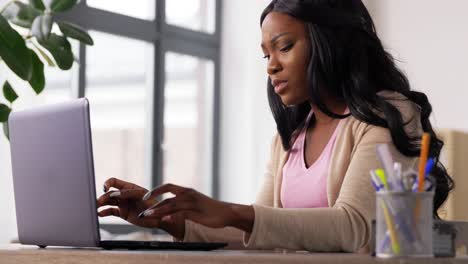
[0,244,467,264]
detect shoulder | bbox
[377,90,421,125]
[270,133,285,157]
[341,90,422,144]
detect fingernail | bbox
[143,209,154,217]
[109,191,120,198]
[103,185,107,193]
[142,191,152,201]
[137,212,145,219]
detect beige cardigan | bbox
[182,91,422,252]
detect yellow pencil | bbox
[381,201,400,254]
[418,133,430,192]
[414,133,431,229]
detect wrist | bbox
[160,217,186,241]
[228,203,255,233]
[174,222,185,241]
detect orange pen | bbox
[417,133,430,192]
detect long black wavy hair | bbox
[261,0,454,218]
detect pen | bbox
[370,171,401,255]
[424,157,435,177]
[381,201,401,254]
[402,169,417,192]
[417,133,431,192]
[375,169,391,191]
[393,162,404,191]
[376,144,396,189]
[413,133,431,232]
[370,170,384,191]
[371,179,382,192]
[372,169,417,248]
[411,174,435,192]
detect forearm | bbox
[227,203,255,233]
[242,204,371,252]
[182,220,246,248]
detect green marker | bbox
[375,169,389,190]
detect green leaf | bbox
[29,0,46,11]
[57,21,93,45]
[0,15,33,80]
[31,14,53,42]
[3,121,9,140]
[47,0,78,12]
[1,1,41,28]
[31,41,55,66]
[0,104,11,122]
[29,50,45,94]
[3,81,18,103]
[38,33,73,70]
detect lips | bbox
[272,79,288,94]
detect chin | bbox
[278,94,305,107]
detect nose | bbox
[267,55,282,75]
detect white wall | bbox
[219,0,275,203]
[373,1,468,132]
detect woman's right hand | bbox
[96,178,186,240]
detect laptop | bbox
[8,98,227,250]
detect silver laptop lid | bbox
[9,98,100,247]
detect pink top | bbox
[280,111,342,208]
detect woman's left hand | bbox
[140,183,254,232]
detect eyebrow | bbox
[261,32,291,48]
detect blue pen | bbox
[410,159,435,192]
[412,174,435,192]
[371,180,382,191]
[370,170,384,192]
[424,158,435,176]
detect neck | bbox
[309,100,347,125]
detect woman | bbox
[97,0,454,252]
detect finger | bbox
[98,207,121,218]
[98,188,149,208]
[142,196,176,212]
[108,189,148,200]
[142,183,189,201]
[137,198,175,218]
[145,195,192,211]
[97,191,122,208]
[141,200,195,219]
[103,177,141,192]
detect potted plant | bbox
[0,0,93,139]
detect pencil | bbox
[381,201,401,254]
[417,133,430,192]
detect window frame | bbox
[60,0,222,234]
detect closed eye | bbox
[280,43,293,52]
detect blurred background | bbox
[0,0,467,242]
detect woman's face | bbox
[261,11,311,106]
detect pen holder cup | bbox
[376,191,434,258]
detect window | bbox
[87,0,155,20]
[86,32,154,218]
[58,0,222,231]
[166,0,216,34]
[163,52,215,196]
